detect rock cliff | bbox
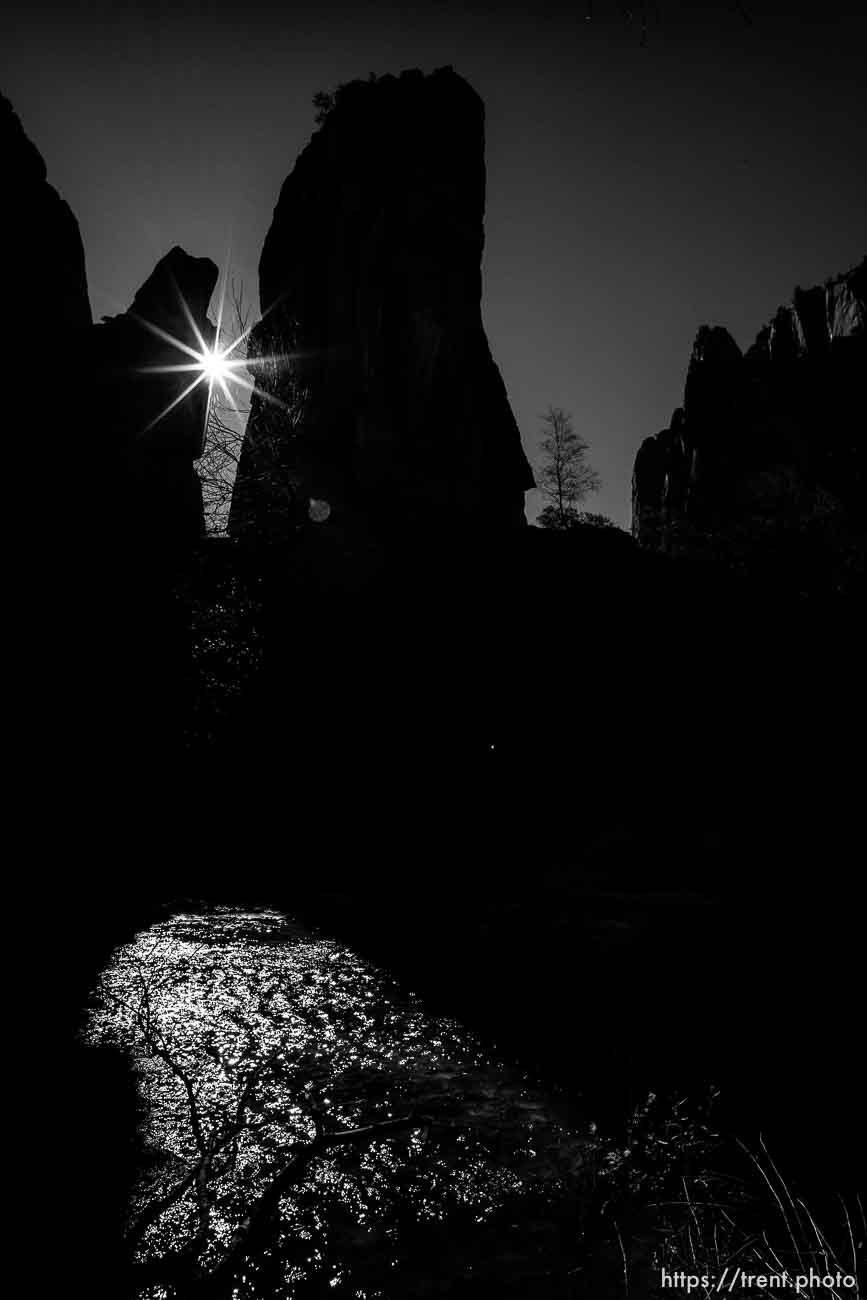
[5,92,217,555]
[4,95,223,850]
[94,246,218,551]
[228,67,534,548]
[632,258,866,594]
[4,90,92,337]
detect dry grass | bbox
[587,1113,864,1300]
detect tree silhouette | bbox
[535,406,601,529]
[537,508,620,530]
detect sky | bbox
[3,0,865,528]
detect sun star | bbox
[132,261,296,437]
[197,345,235,387]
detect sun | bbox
[197,346,234,386]
[131,260,295,436]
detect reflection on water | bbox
[85,907,589,1298]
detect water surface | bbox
[85,905,591,1298]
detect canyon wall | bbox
[229,67,534,550]
[632,259,866,594]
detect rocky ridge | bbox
[631,258,866,594]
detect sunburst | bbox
[132,265,292,439]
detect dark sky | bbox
[4,0,865,526]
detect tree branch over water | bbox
[85,911,590,1299]
[95,930,435,1298]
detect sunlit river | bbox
[85,906,594,1298]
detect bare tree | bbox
[535,405,601,529]
[197,279,252,536]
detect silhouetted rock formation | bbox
[7,89,94,572]
[228,67,534,551]
[5,90,216,558]
[632,258,866,594]
[4,90,92,337]
[94,246,218,552]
